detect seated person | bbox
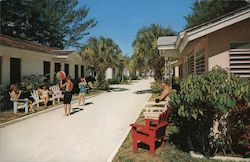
[38,85,51,108]
[9,84,36,113]
[155,80,171,103]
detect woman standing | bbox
[78,76,87,106]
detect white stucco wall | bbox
[174,66,179,78]
[105,67,113,80]
[0,45,87,87]
[208,51,230,71]
[0,45,54,87]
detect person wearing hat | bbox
[60,76,73,116]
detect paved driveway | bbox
[0,79,153,162]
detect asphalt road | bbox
[0,79,152,162]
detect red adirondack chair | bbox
[130,109,171,155]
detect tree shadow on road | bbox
[134,89,152,94]
[108,87,129,92]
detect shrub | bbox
[151,82,162,94]
[93,80,110,90]
[19,74,49,93]
[108,77,121,84]
[170,66,250,156]
[130,73,138,80]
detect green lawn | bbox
[113,114,226,162]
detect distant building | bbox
[0,34,88,87]
[105,67,113,80]
[158,6,250,81]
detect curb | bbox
[190,151,250,162]
[106,94,152,162]
[0,92,105,128]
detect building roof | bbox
[157,36,177,46]
[157,36,177,50]
[158,5,250,53]
[0,34,59,54]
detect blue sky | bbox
[80,0,195,56]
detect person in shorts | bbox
[60,76,73,116]
[78,76,87,106]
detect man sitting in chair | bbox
[155,80,171,103]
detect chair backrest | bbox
[30,90,40,101]
[155,109,171,138]
[157,108,171,125]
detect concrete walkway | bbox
[0,79,153,162]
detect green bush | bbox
[170,66,250,156]
[20,74,49,92]
[151,82,162,94]
[93,80,110,90]
[108,77,121,84]
[130,73,138,80]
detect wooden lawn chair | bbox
[130,109,171,155]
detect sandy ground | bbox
[0,78,153,162]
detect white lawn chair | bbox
[9,92,29,113]
[30,90,44,107]
[143,97,171,120]
[50,85,63,103]
[31,90,56,107]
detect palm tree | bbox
[81,36,122,82]
[132,24,176,80]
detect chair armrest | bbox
[130,124,145,129]
[16,99,28,102]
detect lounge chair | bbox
[31,90,55,107]
[50,85,63,102]
[30,90,44,107]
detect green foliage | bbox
[228,106,250,157]
[185,0,248,28]
[132,24,176,80]
[108,77,121,84]
[151,82,162,94]
[129,72,138,80]
[19,74,49,93]
[0,0,97,49]
[93,80,110,91]
[170,66,250,155]
[81,36,122,82]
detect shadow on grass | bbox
[135,89,152,94]
[168,131,189,152]
[137,141,164,152]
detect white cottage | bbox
[0,34,88,87]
